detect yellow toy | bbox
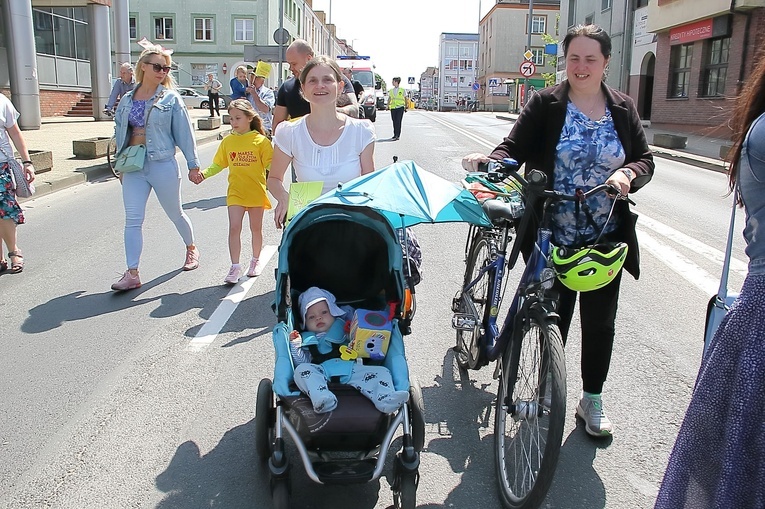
[348,309,393,361]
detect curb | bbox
[22,128,230,201]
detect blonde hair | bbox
[235,65,248,77]
[228,99,265,135]
[134,45,176,89]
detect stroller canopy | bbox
[274,203,406,324]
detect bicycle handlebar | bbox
[476,158,635,205]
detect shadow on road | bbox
[22,269,185,333]
[155,419,265,509]
[183,195,227,212]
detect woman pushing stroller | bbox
[289,286,410,414]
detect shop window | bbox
[154,17,174,40]
[701,37,729,97]
[194,17,213,42]
[669,43,693,98]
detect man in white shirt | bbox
[248,72,275,137]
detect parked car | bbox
[177,87,226,110]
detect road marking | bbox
[638,212,747,277]
[637,229,723,296]
[425,113,497,150]
[186,245,278,353]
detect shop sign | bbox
[669,16,730,45]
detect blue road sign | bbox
[488,78,499,87]
[472,82,480,91]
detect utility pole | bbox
[278,0,284,85]
[524,0,534,108]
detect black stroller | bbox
[255,202,425,509]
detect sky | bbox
[311,0,490,89]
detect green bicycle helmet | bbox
[552,242,628,292]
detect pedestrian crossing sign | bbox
[488,78,499,87]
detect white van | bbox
[337,56,378,122]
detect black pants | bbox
[208,92,220,117]
[391,107,405,138]
[555,270,622,394]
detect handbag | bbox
[703,186,739,353]
[113,92,162,173]
[113,144,146,173]
[1,145,35,198]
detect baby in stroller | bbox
[289,286,410,414]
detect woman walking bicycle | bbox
[463,24,654,439]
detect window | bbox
[194,17,213,41]
[669,43,693,98]
[701,37,730,97]
[568,0,576,27]
[530,15,546,34]
[128,16,137,39]
[234,18,254,42]
[531,47,545,66]
[636,0,649,6]
[154,17,173,40]
[601,0,612,11]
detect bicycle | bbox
[104,109,119,179]
[451,158,633,509]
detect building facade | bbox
[437,33,479,111]
[0,0,349,124]
[477,0,560,112]
[647,0,765,133]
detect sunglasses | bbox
[148,62,172,73]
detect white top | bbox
[273,115,376,194]
[0,94,19,162]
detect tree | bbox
[542,14,560,87]
[375,73,387,93]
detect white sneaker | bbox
[576,394,613,437]
[224,264,241,284]
[247,258,263,277]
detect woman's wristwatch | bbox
[22,160,34,165]
[619,168,634,181]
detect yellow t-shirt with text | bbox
[202,130,273,208]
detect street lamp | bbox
[503,78,516,113]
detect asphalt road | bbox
[0,111,745,509]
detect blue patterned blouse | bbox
[128,99,149,128]
[551,102,626,247]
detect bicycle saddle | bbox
[481,199,521,225]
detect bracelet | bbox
[22,160,33,165]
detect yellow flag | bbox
[255,61,272,78]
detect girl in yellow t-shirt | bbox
[189,99,273,284]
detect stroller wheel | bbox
[255,378,275,462]
[270,476,290,509]
[408,378,426,453]
[392,455,419,509]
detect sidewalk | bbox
[16,108,230,200]
[495,113,729,173]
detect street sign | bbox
[408,77,415,84]
[244,45,282,62]
[488,77,500,87]
[472,82,480,91]
[523,50,534,61]
[273,28,290,45]
[519,61,536,77]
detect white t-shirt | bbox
[0,94,20,162]
[273,115,375,194]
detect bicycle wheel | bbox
[455,233,494,370]
[494,318,566,509]
[106,136,119,178]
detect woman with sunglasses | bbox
[111,44,201,291]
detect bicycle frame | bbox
[461,220,553,364]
